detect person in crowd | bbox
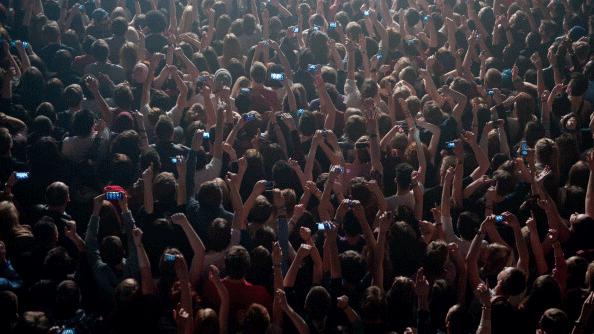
[0,0,594,333]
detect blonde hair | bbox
[178,6,194,34]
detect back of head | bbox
[155,115,174,142]
[55,280,81,317]
[250,61,267,84]
[90,39,109,62]
[197,181,223,209]
[14,311,49,334]
[45,182,69,207]
[206,218,231,252]
[100,235,124,268]
[225,245,250,279]
[540,308,569,334]
[305,286,331,321]
[243,303,270,334]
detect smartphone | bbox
[293,26,299,33]
[332,165,344,174]
[265,180,274,191]
[270,72,285,81]
[423,15,430,23]
[322,129,328,138]
[520,141,528,157]
[329,22,337,29]
[307,64,318,73]
[170,157,179,164]
[364,10,370,16]
[203,132,210,140]
[61,328,76,334]
[105,192,123,201]
[313,25,320,31]
[317,221,332,231]
[164,253,176,263]
[296,108,305,117]
[446,141,456,149]
[242,113,255,121]
[406,39,416,46]
[240,87,251,94]
[376,50,383,60]
[487,89,495,96]
[495,215,504,223]
[15,172,29,180]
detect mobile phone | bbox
[520,141,528,157]
[61,328,76,334]
[423,15,430,23]
[313,25,320,31]
[376,50,383,60]
[265,180,274,191]
[203,132,210,140]
[240,87,251,94]
[293,26,299,33]
[307,64,318,73]
[322,129,328,138]
[105,192,123,201]
[242,113,255,121]
[296,108,305,117]
[495,215,504,223]
[270,72,285,81]
[364,10,370,16]
[317,221,332,231]
[164,253,176,263]
[15,172,29,180]
[406,39,416,46]
[332,165,344,174]
[446,141,456,149]
[487,89,495,96]
[329,22,337,29]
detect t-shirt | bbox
[202,278,273,333]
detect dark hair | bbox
[111,16,128,36]
[457,211,479,241]
[70,109,95,137]
[243,303,270,334]
[45,182,69,207]
[305,286,331,321]
[395,163,414,189]
[225,246,250,279]
[155,115,174,142]
[539,308,569,334]
[90,39,110,62]
[197,180,223,209]
[145,10,167,33]
[206,218,231,252]
[340,250,366,285]
[500,267,527,296]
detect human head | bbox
[225,246,250,279]
[243,303,270,334]
[197,180,223,209]
[45,182,70,208]
[90,39,110,62]
[250,61,267,84]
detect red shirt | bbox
[202,278,273,328]
[249,85,281,113]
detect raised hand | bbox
[337,295,349,310]
[132,227,144,247]
[475,282,491,306]
[64,220,78,240]
[296,244,312,259]
[171,213,189,226]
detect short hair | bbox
[100,235,124,267]
[90,39,110,62]
[206,218,231,252]
[111,16,128,36]
[225,246,250,279]
[243,303,270,334]
[45,182,69,207]
[113,83,133,110]
[70,109,95,137]
[155,115,174,141]
[63,84,83,108]
[153,172,176,202]
[395,163,413,189]
[499,267,527,296]
[539,308,569,334]
[145,10,167,33]
[305,286,331,321]
[42,21,60,42]
[250,62,267,84]
[197,181,223,209]
[248,196,272,224]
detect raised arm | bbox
[501,212,529,275]
[586,151,594,218]
[526,217,548,275]
[276,289,310,334]
[466,218,491,290]
[208,265,229,334]
[171,213,205,287]
[132,227,155,295]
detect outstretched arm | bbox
[172,213,205,287]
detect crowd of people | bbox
[0,0,593,333]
